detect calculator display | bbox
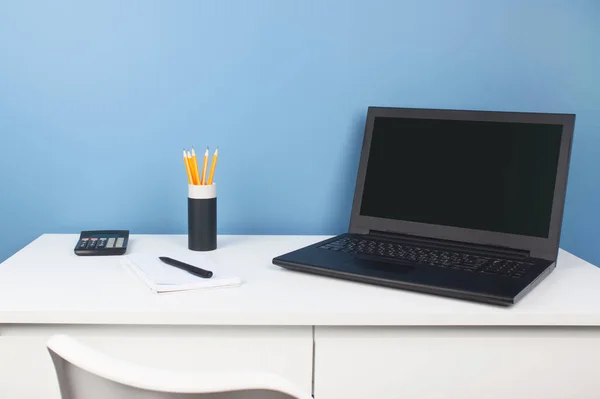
[89,233,120,238]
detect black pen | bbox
[158,256,213,279]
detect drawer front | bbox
[0,325,313,399]
[315,326,600,399]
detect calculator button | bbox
[88,238,98,249]
[115,237,124,248]
[106,238,115,248]
[97,238,107,249]
[77,239,89,249]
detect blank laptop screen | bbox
[360,116,563,238]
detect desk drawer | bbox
[315,326,600,399]
[0,325,313,399]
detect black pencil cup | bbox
[188,184,217,251]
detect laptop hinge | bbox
[366,230,530,259]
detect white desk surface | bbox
[0,234,599,326]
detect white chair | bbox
[47,334,312,399]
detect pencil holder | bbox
[188,184,217,251]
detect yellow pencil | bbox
[207,147,218,185]
[201,147,209,185]
[186,150,196,184]
[190,147,200,185]
[183,149,193,184]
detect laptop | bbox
[273,107,575,306]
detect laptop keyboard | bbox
[318,236,535,279]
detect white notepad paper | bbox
[123,253,242,293]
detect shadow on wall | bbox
[330,112,366,231]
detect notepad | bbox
[123,253,241,293]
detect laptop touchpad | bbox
[355,257,416,274]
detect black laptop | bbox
[273,107,575,306]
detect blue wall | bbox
[1,1,599,264]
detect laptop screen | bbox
[359,116,564,238]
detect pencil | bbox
[183,149,193,184]
[190,147,200,185]
[201,147,209,185]
[207,147,218,185]
[186,150,195,184]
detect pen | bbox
[158,256,213,279]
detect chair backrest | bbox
[47,334,312,399]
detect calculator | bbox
[74,230,129,256]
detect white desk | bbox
[1,234,600,399]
